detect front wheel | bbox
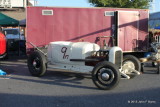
[92,61,120,90]
[27,51,47,77]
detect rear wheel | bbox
[27,51,47,77]
[92,61,120,90]
[122,55,141,78]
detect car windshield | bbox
[4,29,19,35]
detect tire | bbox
[123,55,141,72]
[27,51,47,77]
[92,61,120,90]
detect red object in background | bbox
[0,32,6,55]
[27,7,148,53]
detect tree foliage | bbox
[88,0,150,9]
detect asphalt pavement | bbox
[0,57,160,107]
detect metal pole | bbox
[18,25,20,56]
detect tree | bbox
[88,0,150,9]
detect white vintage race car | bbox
[27,41,140,90]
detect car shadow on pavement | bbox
[11,75,97,90]
[0,58,97,90]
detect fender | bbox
[109,47,123,68]
[0,32,6,56]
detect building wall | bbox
[0,0,27,8]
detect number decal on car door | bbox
[61,47,69,59]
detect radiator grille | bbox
[115,51,122,68]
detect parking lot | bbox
[0,57,160,107]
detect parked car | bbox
[3,28,26,54]
[3,28,25,40]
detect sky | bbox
[36,0,160,13]
[37,0,92,7]
[150,0,160,13]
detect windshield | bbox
[4,29,19,35]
